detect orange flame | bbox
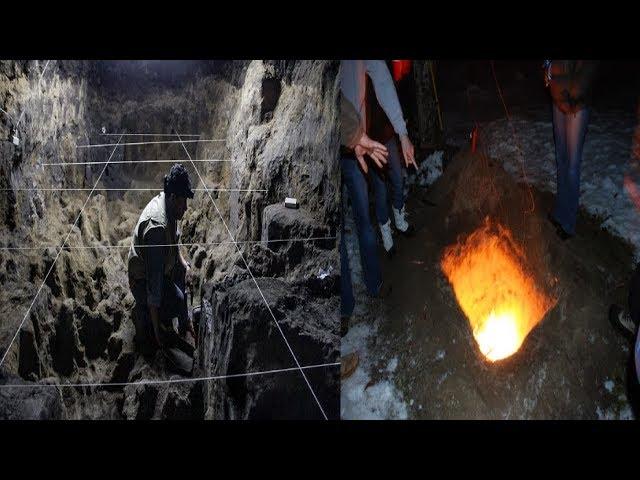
[441,219,556,362]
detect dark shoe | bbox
[385,245,397,259]
[160,322,196,357]
[161,347,194,376]
[609,304,638,341]
[340,352,359,380]
[548,212,574,240]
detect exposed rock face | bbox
[225,60,340,242]
[201,279,339,420]
[0,373,63,420]
[0,60,339,419]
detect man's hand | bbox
[187,320,198,344]
[185,264,193,288]
[354,132,389,173]
[399,134,417,170]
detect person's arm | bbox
[144,226,165,346]
[365,60,416,169]
[340,92,389,172]
[364,60,408,136]
[175,226,192,289]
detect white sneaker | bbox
[379,220,394,252]
[393,206,410,232]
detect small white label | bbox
[12,135,19,146]
[284,197,298,209]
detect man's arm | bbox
[364,60,408,137]
[365,60,416,169]
[340,92,389,173]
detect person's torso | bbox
[340,60,368,127]
[548,60,597,110]
[127,192,179,282]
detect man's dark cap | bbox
[164,163,194,199]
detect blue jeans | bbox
[636,328,640,384]
[551,104,590,235]
[370,137,405,224]
[340,153,382,317]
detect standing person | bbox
[339,91,389,379]
[127,163,196,374]
[366,60,418,256]
[545,60,599,240]
[339,60,415,322]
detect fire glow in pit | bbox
[441,219,556,362]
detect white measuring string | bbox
[0,236,337,251]
[176,131,330,420]
[0,134,124,368]
[76,139,225,149]
[2,188,267,192]
[99,133,201,137]
[43,159,232,166]
[0,362,340,389]
[98,133,202,137]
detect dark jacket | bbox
[548,60,599,114]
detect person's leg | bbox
[562,107,590,235]
[173,265,190,334]
[341,154,382,296]
[385,137,412,233]
[340,210,355,318]
[130,281,151,350]
[369,153,395,253]
[370,160,390,226]
[385,137,405,212]
[161,275,187,330]
[552,103,570,226]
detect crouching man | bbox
[127,163,196,373]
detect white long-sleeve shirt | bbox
[340,60,408,137]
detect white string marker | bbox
[43,159,232,166]
[99,133,202,137]
[0,236,336,251]
[1,188,267,192]
[0,362,340,389]
[76,139,225,149]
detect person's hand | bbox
[558,90,575,115]
[185,264,193,288]
[354,132,388,173]
[399,134,417,170]
[187,320,198,344]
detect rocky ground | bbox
[342,148,638,419]
[0,60,340,419]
